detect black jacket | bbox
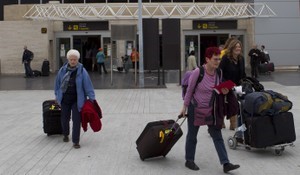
[248,48,261,63]
[219,55,246,85]
[22,49,33,63]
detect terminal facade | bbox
[0,0,298,76]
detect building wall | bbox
[254,0,300,66]
[238,18,254,66]
[0,3,267,74]
[4,4,31,21]
[0,20,54,74]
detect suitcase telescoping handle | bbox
[170,114,187,135]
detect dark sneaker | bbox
[185,161,200,171]
[73,143,81,149]
[223,163,240,173]
[63,135,69,142]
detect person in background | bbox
[218,44,224,52]
[180,47,240,173]
[187,50,197,71]
[92,44,98,72]
[22,45,34,78]
[260,45,270,63]
[130,48,139,70]
[96,48,108,74]
[261,45,267,53]
[219,39,246,130]
[248,44,261,78]
[219,37,236,59]
[55,49,95,149]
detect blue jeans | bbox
[185,103,230,165]
[61,101,81,144]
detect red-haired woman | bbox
[180,47,240,173]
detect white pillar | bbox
[138,0,144,87]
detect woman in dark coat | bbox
[219,39,246,130]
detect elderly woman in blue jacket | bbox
[55,49,95,149]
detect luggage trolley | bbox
[227,86,295,156]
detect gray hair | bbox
[67,49,80,60]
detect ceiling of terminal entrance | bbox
[23,2,276,20]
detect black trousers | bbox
[251,61,259,78]
[97,63,107,74]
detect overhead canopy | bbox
[23,2,276,21]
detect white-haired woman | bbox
[55,49,95,149]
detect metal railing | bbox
[23,2,276,20]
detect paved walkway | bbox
[0,71,299,175]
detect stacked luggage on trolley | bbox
[227,77,296,155]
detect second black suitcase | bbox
[42,100,62,136]
[244,112,296,148]
[136,118,185,161]
[272,112,296,145]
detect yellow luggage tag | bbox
[50,104,60,110]
[50,104,55,110]
[159,129,173,143]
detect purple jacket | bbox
[212,91,238,128]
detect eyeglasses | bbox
[212,58,221,61]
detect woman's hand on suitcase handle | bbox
[178,114,188,118]
[179,105,188,118]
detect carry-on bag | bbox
[259,62,274,73]
[42,100,62,136]
[32,70,42,77]
[243,91,273,117]
[136,117,186,161]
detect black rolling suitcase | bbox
[244,115,277,148]
[136,117,186,161]
[244,112,296,148]
[42,100,62,136]
[41,60,50,76]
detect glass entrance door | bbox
[56,38,71,69]
[199,34,228,65]
[185,35,199,67]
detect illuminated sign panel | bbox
[63,21,109,31]
[193,20,237,30]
